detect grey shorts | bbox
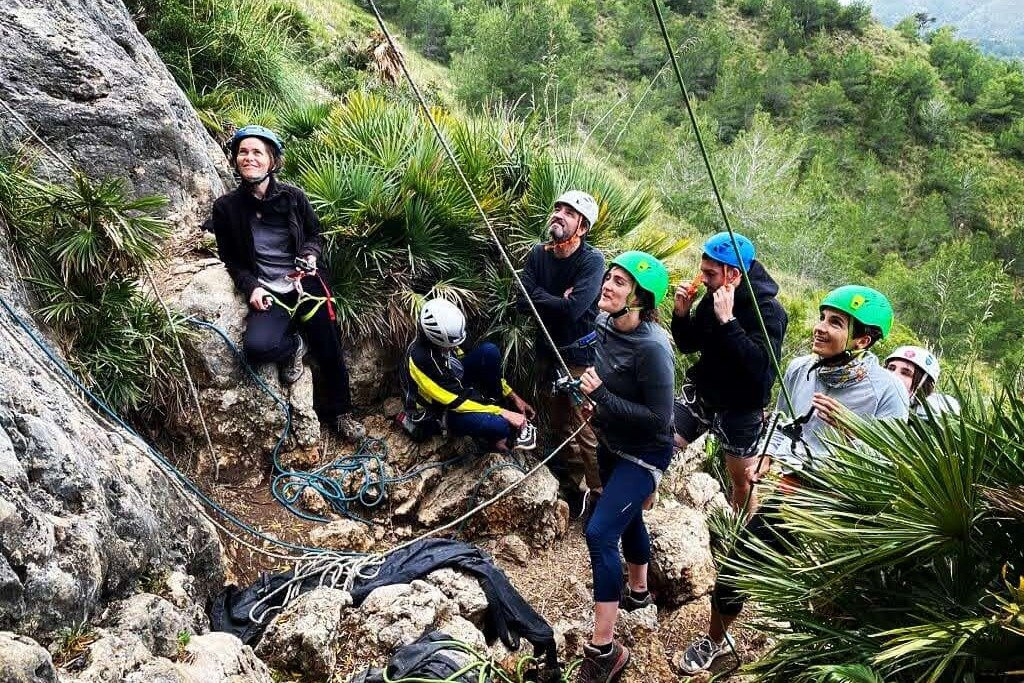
[674,387,765,458]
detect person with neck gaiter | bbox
[677,285,908,676]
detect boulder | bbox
[494,534,531,566]
[677,472,729,515]
[425,568,488,624]
[61,628,153,683]
[255,588,352,679]
[354,580,458,654]
[0,0,229,234]
[416,452,566,547]
[0,242,224,639]
[308,518,374,552]
[646,507,717,607]
[108,593,199,659]
[0,631,57,683]
[170,264,320,480]
[181,632,274,683]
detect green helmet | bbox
[820,285,894,340]
[609,251,670,307]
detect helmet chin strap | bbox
[610,306,631,319]
[239,170,273,188]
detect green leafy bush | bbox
[0,155,190,417]
[729,390,1024,681]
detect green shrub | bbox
[737,0,766,17]
[0,156,190,417]
[128,0,315,97]
[276,92,678,384]
[731,388,1024,681]
[448,0,583,107]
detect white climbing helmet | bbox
[886,345,940,382]
[419,298,466,349]
[554,190,599,228]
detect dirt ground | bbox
[202,452,771,682]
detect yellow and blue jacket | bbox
[403,336,512,417]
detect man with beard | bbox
[671,232,787,515]
[518,191,604,515]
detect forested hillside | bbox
[856,0,1024,58]
[129,0,1024,393]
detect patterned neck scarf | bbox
[814,350,869,389]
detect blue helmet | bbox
[702,231,755,270]
[228,125,284,156]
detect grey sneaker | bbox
[576,640,629,683]
[279,335,306,385]
[514,422,537,451]
[675,633,735,675]
[335,414,366,443]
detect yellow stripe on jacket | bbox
[407,356,502,415]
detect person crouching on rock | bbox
[401,297,537,452]
[208,125,364,442]
[575,251,675,683]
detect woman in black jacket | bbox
[208,125,363,441]
[575,251,675,683]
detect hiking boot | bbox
[576,640,629,683]
[674,633,735,675]
[335,414,366,443]
[619,587,655,612]
[278,334,306,385]
[514,421,537,451]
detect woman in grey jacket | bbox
[678,285,909,675]
[574,251,675,683]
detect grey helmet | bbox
[419,298,466,349]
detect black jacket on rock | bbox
[206,176,324,298]
[671,260,788,411]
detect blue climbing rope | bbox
[0,295,357,558]
[190,318,512,525]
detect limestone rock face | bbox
[646,506,717,607]
[0,0,230,232]
[0,244,224,639]
[255,588,352,679]
[0,631,57,683]
[416,452,567,547]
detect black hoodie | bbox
[671,260,787,410]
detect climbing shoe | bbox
[674,633,735,675]
[576,640,629,683]
[514,422,537,451]
[335,414,367,443]
[619,587,654,612]
[279,334,306,385]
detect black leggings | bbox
[242,276,352,421]
[711,500,794,617]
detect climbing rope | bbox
[0,295,354,561]
[649,0,798,423]
[363,0,583,391]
